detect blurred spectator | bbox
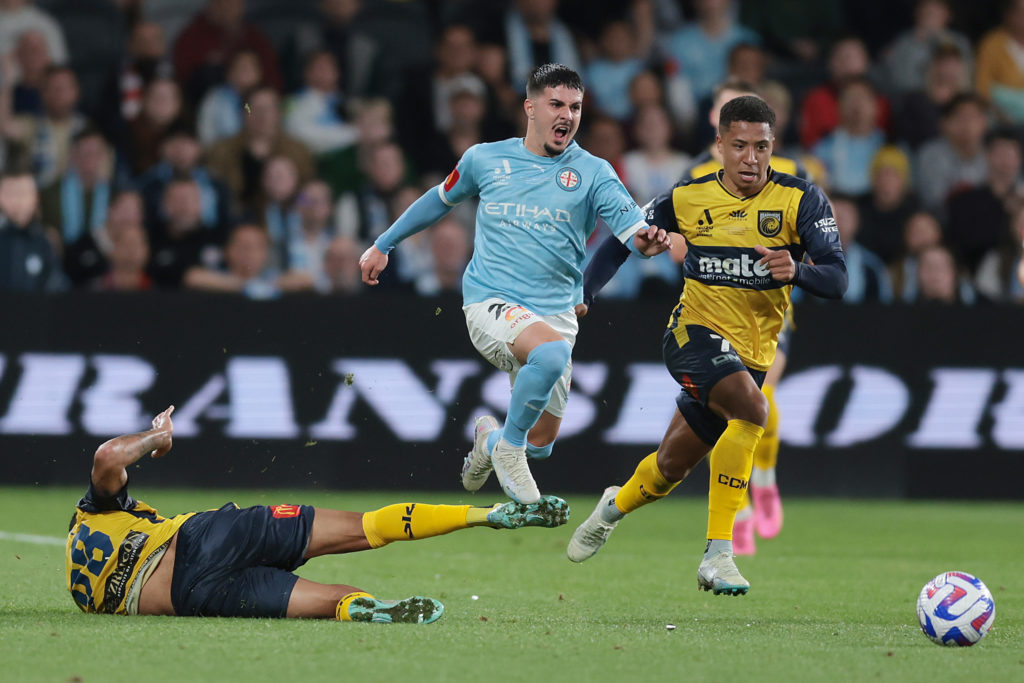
[892,210,944,301]
[1,65,89,186]
[586,19,648,122]
[882,0,974,94]
[148,177,222,288]
[413,215,470,296]
[40,128,115,253]
[292,0,379,101]
[205,85,315,214]
[0,169,65,291]
[137,123,232,237]
[915,93,990,214]
[740,0,841,65]
[914,244,976,304]
[172,0,283,105]
[397,25,486,169]
[828,194,894,304]
[505,0,582,92]
[628,69,696,140]
[945,129,1023,281]
[317,96,393,199]
[92,221,152,292]
[120,22,175,123]
[259,154,301,268]
[623,104,690,202]
[284,50,358,156]
[197,48,262,147]
[63,189,144,287]
[757,79,825,182]
[420,83,489,182]
[892,44,971,150]
[184,222,310,298]
[9,30,52,116]
[659,0,759,102]
[0,0,68,65]
[319,234,363,295]
[726,43,767,89]
[475,41,522,132]
[285,179,335,284]
[335,140,409,246]
[799,37,890,150]
[857,146,920,266]
[812,78,886,197]
[584,115,628,178]
[976,0,1024,124]
[128,77,185,176]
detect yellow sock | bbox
[336,591,374,621]
[361,503,472,548]
[614,452,680,514]
[707,420,764,540]
[753,385,780,471]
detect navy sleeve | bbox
[641,187,680,235]
[582,236,631,307]
[77,482,136,513]
[792,251,848,299]
[790,183,847,299]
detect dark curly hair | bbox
[718,95,776,135]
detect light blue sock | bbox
[486,428,502,454]
[526,442,553,460]
[502,340,571,448]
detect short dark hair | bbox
[526,63,584,98]
[985,125,1020,149]
[718,95,775,134]
[941,92,987,118]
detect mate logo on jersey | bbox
[758,210,783,238]
[689,245,777,289]
[557,167,581,191]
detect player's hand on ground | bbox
[359,245,389,285]
[633,225,672,257]
[754,245,796,282]
[150,405,174,458]
[574,302,589,318]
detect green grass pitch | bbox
[1,486,1021,683]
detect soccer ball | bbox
[916,571,995,646]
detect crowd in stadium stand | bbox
[1,0,1023,303]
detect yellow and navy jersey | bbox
[644,169,842,370]
[66,483,196,614]
[684,147,819,183]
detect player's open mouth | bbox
[553,125,570,143]
[739,171,757,181]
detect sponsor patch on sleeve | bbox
[443,168,460,192]
[270,504,301,518]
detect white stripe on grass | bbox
[0,530,66,546]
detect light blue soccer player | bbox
[360,63,671,504]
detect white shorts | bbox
[462,298,578,418]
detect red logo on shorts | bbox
[271,504,301,518]
[680,374,699,399]
[444,168,460,192]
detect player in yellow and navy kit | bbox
[567,96,847,595]
[67,406,568,622]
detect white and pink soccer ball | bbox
[916,571,995,646]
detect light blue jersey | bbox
[439,138,647,315]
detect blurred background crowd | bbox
[1,0,1023,306]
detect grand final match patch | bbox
[270,504,301,518]
[757,210,783,238]
[557,167,581,191]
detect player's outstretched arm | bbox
[581,235,631,313]
[755,245,848,299]
[90,406,175,496]
[358,187,453,286]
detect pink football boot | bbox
[752,484,783,539]
[732,511,756,556]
